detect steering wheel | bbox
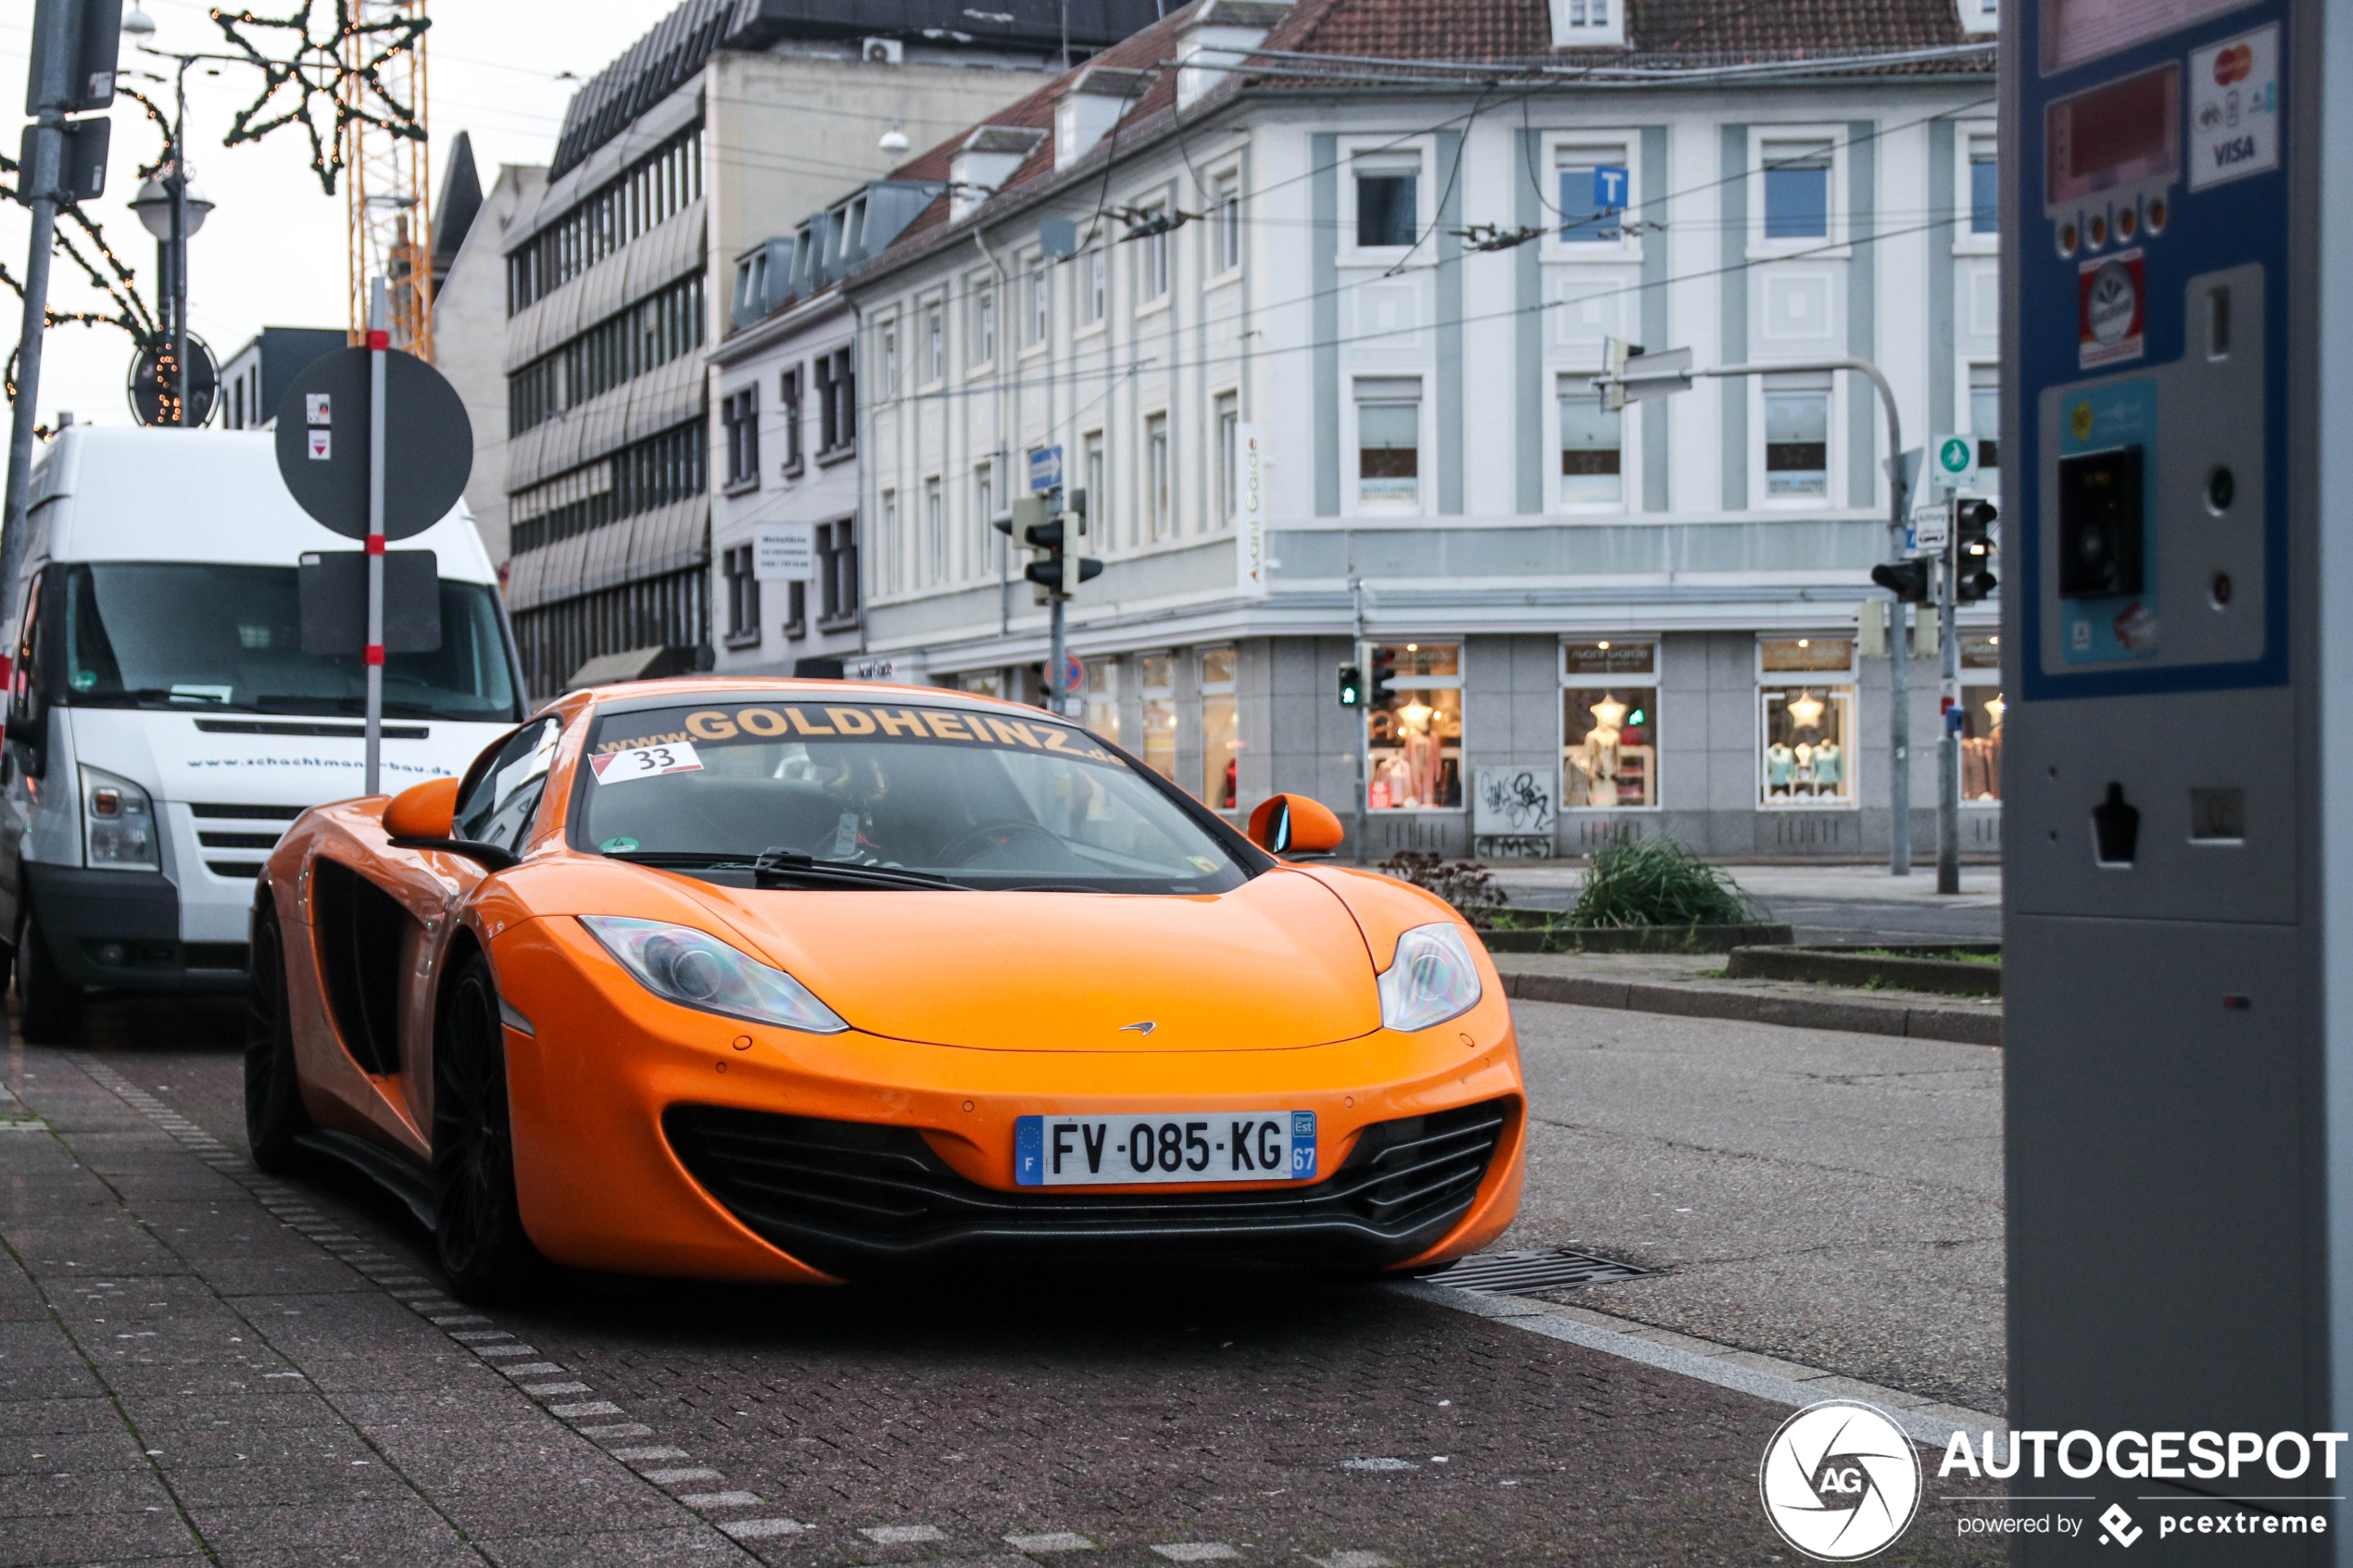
[933,820,1063,867]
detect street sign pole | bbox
[364,277,387,797]
[1937,502,1960,895]
[0,128,61,646]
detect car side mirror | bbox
[1247,793,1346,858]
[384,777,459,840]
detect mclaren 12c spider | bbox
[245,680,1526,1299]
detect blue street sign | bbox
[1592,165,1629,214]
[1027,445,1063,493]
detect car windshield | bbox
[576,697,1253,895]
[56,562,522,723]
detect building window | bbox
[508,421,706,555]
[816,517,859,630]
[925,303,945,383]
[783,575,806,639]
[1145,413,1171,540]
[1085,658,1120,746]
[779,367,803,474]
[879,322,899,398]
[1139,654,1176,782]
[1969,135,1999,234]
[1367,643,1462,810]
[1214,392,1239,527]
[1562,641,1657,809]
[1084,247,1107,324]
[721,544,761,646]
[1354,153,1419,248]
[505,124,703,315]
[1758,637,1856,807]
[879,489,898,596]
[1211,169,1240,273]
[973,276,998,365]
[1970,363,2000,473]
[1138,207,1170,300]
[1764,373,1831,498]
[1762,140,1832,241]
[1026,257,1051,346]
[1199,645,1238,810]
[974,461,997,571]
[1354,379,1421,508]
[1084,430,1107,546]
[233,379,246,429]
[1958,633,2003,804]
[1557,375,1622,505]
[721,386,759,490]
[506,271,708,437]
[925,478,945,583]
[1556,144,1629,243]
[815,347,855,456]
[1554,0,1621,43]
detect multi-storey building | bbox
[495,0,1167,697]
[845,0,2004,859]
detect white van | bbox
[0,426,528,1041]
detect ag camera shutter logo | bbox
[1759,1399,1922,1561]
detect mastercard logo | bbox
[2213,44,2254,85]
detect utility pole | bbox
[1347,528,1367,865]
[1936,498,1960,895]
[1,0,121,641]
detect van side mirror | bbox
[1247,793,1346,858]
[384,777,459,840]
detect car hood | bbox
[684,867,1384,1052]
[68,708,504,806]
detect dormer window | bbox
[1550,0,1625,48]
[1957,0,1997,35]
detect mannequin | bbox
[1766,742,1797,796]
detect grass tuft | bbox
[1567,836,1765,929]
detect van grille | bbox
[190,804,305,821]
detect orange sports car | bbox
[245,680,1525,1299]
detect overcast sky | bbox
[0,0,670,430]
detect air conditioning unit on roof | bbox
[862,37,903,63]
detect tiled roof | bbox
[863,0,1989,275]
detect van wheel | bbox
[433,954,539,1302]
[244,901,311,1173]
[15,906,83,1045]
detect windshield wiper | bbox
[74,687,234,707]
[752,848,968,893]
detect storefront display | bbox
[1201,646,1238,809]
[1084,659,1121,746]
[1140,654,1176,782]
[1561,641,1657,809]
[1957,633,2002,803]
[1758,637,1856,806]
[1367,643,1462,810]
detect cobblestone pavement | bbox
[0,998,2006,1567]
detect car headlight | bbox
[580,915,849,1035]
[80,764,158,872]
[1378,922,1483,1033]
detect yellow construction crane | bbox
[342,0,432,359]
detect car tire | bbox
[433,953,539,1303]
[244,899,311,1173]
[14,904,83,1045]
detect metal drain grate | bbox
[1423,1246,1650,1295]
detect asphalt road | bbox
[0,993,2007,1567]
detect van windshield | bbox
[55,563,522,723]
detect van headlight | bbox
[580,916,849,1035]
[81,765,159,872]
[1378,922,1484,1032]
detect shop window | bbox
[1200,646,1238,810]
[1758,638,1856,807]
[1356,380,1421,508]
[1959,633,2004,804]
[1354,153,1419,248]
[1085,658,1121,746]
[1367,643,1462,811]
[1556,145,1629,243]
[1970,364,2001,473]
[1762,140,1832,240]
[1140,655,1176,782]
[1764,373,1831,498]
[1561,641,1656,809]
[963,670,1005,699]
[1557,377,1622,505]
[1969,135,1999,234]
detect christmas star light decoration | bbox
[0,128,165,410]
[211,0,430,195]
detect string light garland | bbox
[211,0,430,196]
[0,144,165,415]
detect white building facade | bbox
[847,0,2003,859]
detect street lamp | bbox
[129,170,212,238]
[132,42,242,427]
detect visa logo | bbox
[2214,135,2260,166]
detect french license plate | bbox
[1014,1110,1317,1186]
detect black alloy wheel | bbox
[432,953,539,1302]
[14,904,83,1045]
[243,897,312,1172]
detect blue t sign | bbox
[1592,165,1629,214]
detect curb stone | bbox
[1499,967,2003,1047]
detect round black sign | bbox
[126,333,219,427]
[271,345,473,542]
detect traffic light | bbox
[1367,647,1398,708]
[1338,664,1363,707]
[998,494,1104,600]
[1870,558,1931,604]
[1954,497,1999,602]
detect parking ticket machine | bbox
[2005,0,2353,1557]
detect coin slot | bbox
[2207,285,2231,359]
[2188,787,2245,845]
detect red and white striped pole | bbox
[364,276,388,798]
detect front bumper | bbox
[23,862,245,992]
[493,915,1527,1285]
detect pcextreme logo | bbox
[1759,1400,1923,1561]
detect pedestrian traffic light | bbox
[1870,558,1931,604]
[1367,647,1398,708]
[1338,664,1363,707]
[1955,497,1998,603]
